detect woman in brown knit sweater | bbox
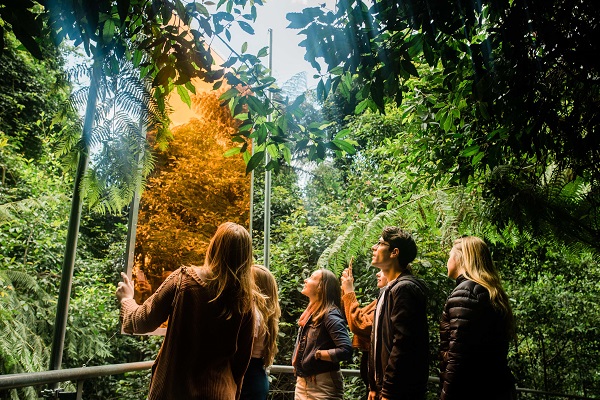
[116,222,255,400]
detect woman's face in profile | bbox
[301,270,322,299]
[446,248,461,279]
[376,271,388,288]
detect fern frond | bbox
[317,220,368,274]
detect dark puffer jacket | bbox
[439,275,516,400]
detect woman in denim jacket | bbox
[293,268,353,400]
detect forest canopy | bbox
[0,0,599,399]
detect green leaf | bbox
[461,145,480,157]
[153,65,175,89]
[401,59,419,77]
[176,85,191,108]
[185,81,196,94]
[329,66,344,75]
[471,151,485,166]
[241,42,248,53]
[194,2,210,17]
[238,21,255,35]
[267,144,279,159]
[331,139,356,154]
[102,19,116,42]
[355,99,370,114]
[224,147,242,157]
[219,87,239,101]
[282,146,292,164]
[334,129,351,139]
[257,46,268,58]
[246,150,264,174]
[246,96,267,115]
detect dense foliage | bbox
[257,98,600,398]
[134,90,250,292]
[1,1,599,400]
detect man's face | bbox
[371,236,393,269]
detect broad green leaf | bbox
[282,146,292,164]
[461,145,480,157]
[257,46,268,58]
[332,139,356,154]
[267,144,279,159]
[471,151,485,166]
[219,87,238,101]
[246,96,267,115]
[102,19,116,42]
[335,128,351,139]
[238,21,255,35]
[443,114,453,132]
[224,147,242,157]
[246,150,264,174]
[176,85,191,108]
[153,65,175,89]
[401,59,419,77]
[355,99,369,114]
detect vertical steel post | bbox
[123,117,145,278]
[263,28,273,270]
[49,62,101,373]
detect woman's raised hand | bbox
[341,257,355,294]
[116,272,135,303]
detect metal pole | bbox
[263,28,273,270]
[124,117,145,278]
[249,147,255,238]
[49,62,101,373]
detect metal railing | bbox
[0,363,597,400]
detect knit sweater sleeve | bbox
[120,269,180,334]
[341,292,376,340]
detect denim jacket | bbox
[293,307,352,377]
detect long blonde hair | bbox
[311,268,342,324]
[204,222,253,318]
[452,236,515,337]
[252,265,281,366]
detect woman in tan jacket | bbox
[341,262,388,396]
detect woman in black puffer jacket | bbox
[439,236,517,400]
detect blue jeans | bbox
[240,357,269,400]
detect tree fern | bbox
[317,220,368,275]
[66,57,167,215]
[318,188,502,272]
[486,165,600,255]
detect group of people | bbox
[115,222,517,400]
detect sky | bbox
[211,0,337,89]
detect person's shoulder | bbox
[324,306,345,321]
[450,277,486,301]
[454,276,479,291]
[187,266,210,286]
[392,274,428,294]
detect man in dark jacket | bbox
[368,226,429,400]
